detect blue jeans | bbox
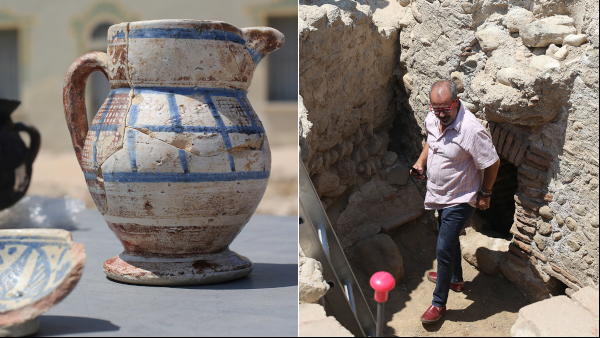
[432,203,475,308]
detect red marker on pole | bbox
[370,272,395,337]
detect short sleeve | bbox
[465,129,499,170]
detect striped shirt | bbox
[423,102,499,210]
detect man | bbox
[411,80,500,324]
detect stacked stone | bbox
[489,122,590,294]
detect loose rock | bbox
[504,8,535,33]
[475,26,504,52]
[521,21,577,47]
[562,34,587,47]
[529,55,561,71]
[539,206,553,219]
[565,217,578,232]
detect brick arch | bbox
[487,123,554,265]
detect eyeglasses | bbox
[429,98,458,116]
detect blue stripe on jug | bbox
[102,170,270,183]
[128,27,264,64]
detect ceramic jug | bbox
[0,99,41,211]
[63,20,283,285]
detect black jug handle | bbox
[13,122,41,164]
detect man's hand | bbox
[476,195,491,210]
[410,163,426,180]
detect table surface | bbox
[36,209,299,337]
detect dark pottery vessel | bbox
[0,99,41,211]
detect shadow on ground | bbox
[354,215,528,336]
[36,316,119,336]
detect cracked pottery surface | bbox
[63,20,284,286]
[0,229,85,337]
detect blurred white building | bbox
[0,0,297,151]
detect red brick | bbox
[526,152,551,168]
[518,166,539,180]
[511,226,534,243]
[508,138,523,164]
[488,122,497,135]
[515,194,540,211]
[497,128,510,154]
[524,158,549,171]
[517,215,537,227]
[516,221,537,236]
[492,126,502,147]
[509,243,531,260]
[518,175,545,189]
[560,269,585,288]
[516,205,539,218]
[514,143,529,166]
[502,132,516,159]
[519,187,544,200]
[531,249,548,262]
[506,251,528,266]
[513,238,532,253]
[530,147,553,162]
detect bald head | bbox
[429,81,458,104]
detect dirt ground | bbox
[360,217,528,337]
[28,146,298,216]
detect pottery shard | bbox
[475,26,504,52]
[505,7,535,33]
[565,217,578,232]
[539,206,553,219]
[521,21,577,47]
[563,34,587,47]
[313,170,339,195]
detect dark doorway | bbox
[476,159,518,238]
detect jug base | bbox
[102,250,253,286]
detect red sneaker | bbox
[427,272,464,292]
[420,305,446,324]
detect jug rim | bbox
[113,19,245,39]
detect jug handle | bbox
[63,51,109,168]
[241,27,285,65]
[13,122,41,164]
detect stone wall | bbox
[300,0,599,301]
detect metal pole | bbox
[376,302,384,337]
